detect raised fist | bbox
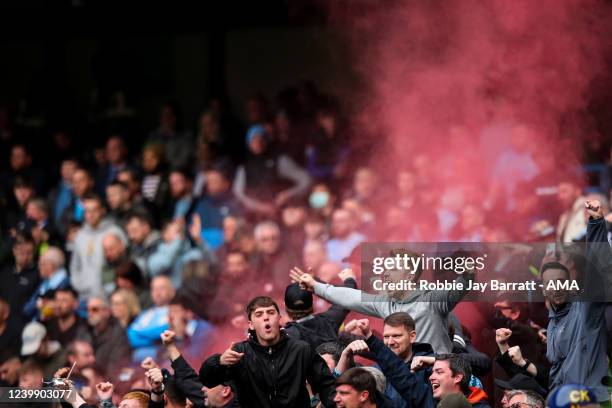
[95,382,114,401]
[585,200,604,220]
[161,330,176,346]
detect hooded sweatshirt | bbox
[313,273,472,354]
[70,219,126,299]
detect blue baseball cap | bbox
[546,384,599,408]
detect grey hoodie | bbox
[313,273,472,354]
[70,219,126,299]
[546,217,610,402]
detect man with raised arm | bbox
[290,259,473,354]
[543,200,610,403]
[199,296,336,408]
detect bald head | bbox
[103,233,126,263]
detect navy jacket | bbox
[366,334,436,408]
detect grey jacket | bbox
[70,219,126,299]
[546,217,610,402]
[313,274,472,354]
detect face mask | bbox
[309,191,330,209]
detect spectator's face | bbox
[225,253,249,279]
[493,301,519,321]
[223,217,238,242]
[61,160,77,183]
[200,112,219,137]
[248,306,281,344]
[317,262,341,283]
[333,384,367,408]
[26,202,46,222]
[320,353,336,371]
[151,277,175,307]
[205,170,229,195]
[38,256,57,279]
[106,185,128,210]
[275,113,290,134]
[87,298,110,327]
[501,390,512,408]
[126,218,150,245]
[83,199,105,228]
[142,149,160,173]
[507,394,529,408]
[13,242,34,269]
[429,360,462,400]
[102,235,125,263]
[332,210,353,238]
[303,242,327,271]
[304,220,325,241]
[248,134,266,155]
[256,226,280,255]
[161,105,177,129]
[72,170,92,198]
[542,268,569,307]
[110,293,129,323]
[383,324,415,360]
[70,342,96,368]
[557,182,579,208]
[10,146,30,171]
[203,384,230,407]
[106,137,125,164]
[169,172,189,198]
[316,113,336,137]
[118,172,139,197]
[282,206,306,228]
[353,168,377,200]
[0,358,20,385]
[168,304,190,331]
[14,186,34,207]
[55,291,78,318]
[18,370,43,389]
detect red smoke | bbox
[322,0,612,349]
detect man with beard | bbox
[542,200,610,403]
[44,287,91,347]
[101,231,136,296]
[199,296,336,407]
[87,296,131,377]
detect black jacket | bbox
[199,331,336,408]
[284,277,357,349]
[171,355,206,408]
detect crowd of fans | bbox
[0,80,610,408]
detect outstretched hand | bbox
[220,342,244,366]
[289,267,315,292]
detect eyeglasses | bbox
[509,403,537,408]
[87,306,102,313]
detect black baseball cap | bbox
[494,373,546,397]
[284,283,313,313]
